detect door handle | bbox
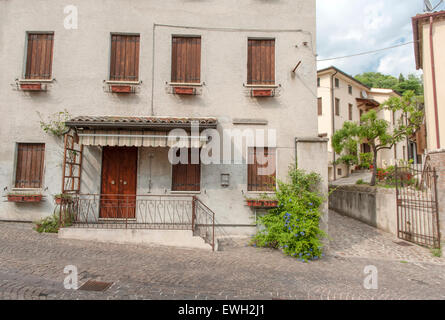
[111,180,115,185]
[123,181,127,185]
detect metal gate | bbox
[395,165,440,248]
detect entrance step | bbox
[58,228,213,251]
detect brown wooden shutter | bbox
[248,147,276,192]
[171,36,201,83]
[25,33,54,79]
[348,104,353,120]
[172,149,201,191]
[110,34,140,81]
[335,98,340,116]
[318,98,323,115]
[247,39,275,85]
[15,143,45,188]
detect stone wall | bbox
[329,185,397,236]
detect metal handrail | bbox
[193,196,216,251]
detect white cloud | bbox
[316,0,435,77]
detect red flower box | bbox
[8,195,42,203]
[246,199,278,208]
[174,87,196,95]
[111,85,132,93]
[20,83,43,91]
[251,89,274,97]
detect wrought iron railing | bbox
[57,194,216,250]
[395,165,440,248]
[193,197,216,251]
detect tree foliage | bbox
[355,72,424,96]
[332,91,424,186]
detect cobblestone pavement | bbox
[0,211,444,300]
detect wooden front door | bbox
[100,147,138,219]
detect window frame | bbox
[247,147,277,193]
[170,35,202,84]
[170,148,201,193]
[23,31,55,80]
[348,103,353,120]
[247,37,276,86]
[318,97,323,116]
[13,142,45,190]
[348,85,352,95]
[335,98,340,116]
[335,78,340,88]
[108,32,141,82]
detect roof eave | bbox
[65,121,218,131]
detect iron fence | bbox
[395,165,441,248]
[57,194,216,250]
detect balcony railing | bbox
[57,194,215,250]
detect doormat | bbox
[79,280,113,292]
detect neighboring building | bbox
[0,0,327,249]
[317,66,406,181]
[412,10,445,241]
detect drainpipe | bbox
[331,70,338,180]
[429,16,441,149]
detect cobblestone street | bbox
[0,211,444,300]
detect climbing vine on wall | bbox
[38,110,71,138]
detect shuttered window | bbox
[248,147,276,192]
[247,39,275,85]
[109,34,140,81]
[25,33,54,79]
[348,104,353,120]
[335,98,340,116]
[318,98,323,116]
[172,149,201,191]
[15,143,45,189]
[171,36,201,83]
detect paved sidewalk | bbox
[0,211,444,300]
[331,172,372,186]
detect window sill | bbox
[17,79,53,91]
[18,78,54,83]
[105,80,142,85]
[244,84,279,89]
[168,82,203,87]
[105,81,141,93]
[246,191,276,195]
[11,188,43,192]
[169,191,201,195]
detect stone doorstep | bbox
[58,228,215,251]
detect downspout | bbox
[429,16,441,149]
[331,70,338,180]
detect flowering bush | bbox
[252,167,327,262]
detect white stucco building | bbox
[317,66,406,182]
[0,0,327,249]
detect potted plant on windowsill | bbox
[245,193,278,208]
[53,193,73,205]
[7,191,43,203]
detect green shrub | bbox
[252,167,327,262]
[359,152,373,169]
[356,179,365,185]
[34,212,73,233]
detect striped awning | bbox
[78,130,208,148]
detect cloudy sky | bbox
[316,0,444,77]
